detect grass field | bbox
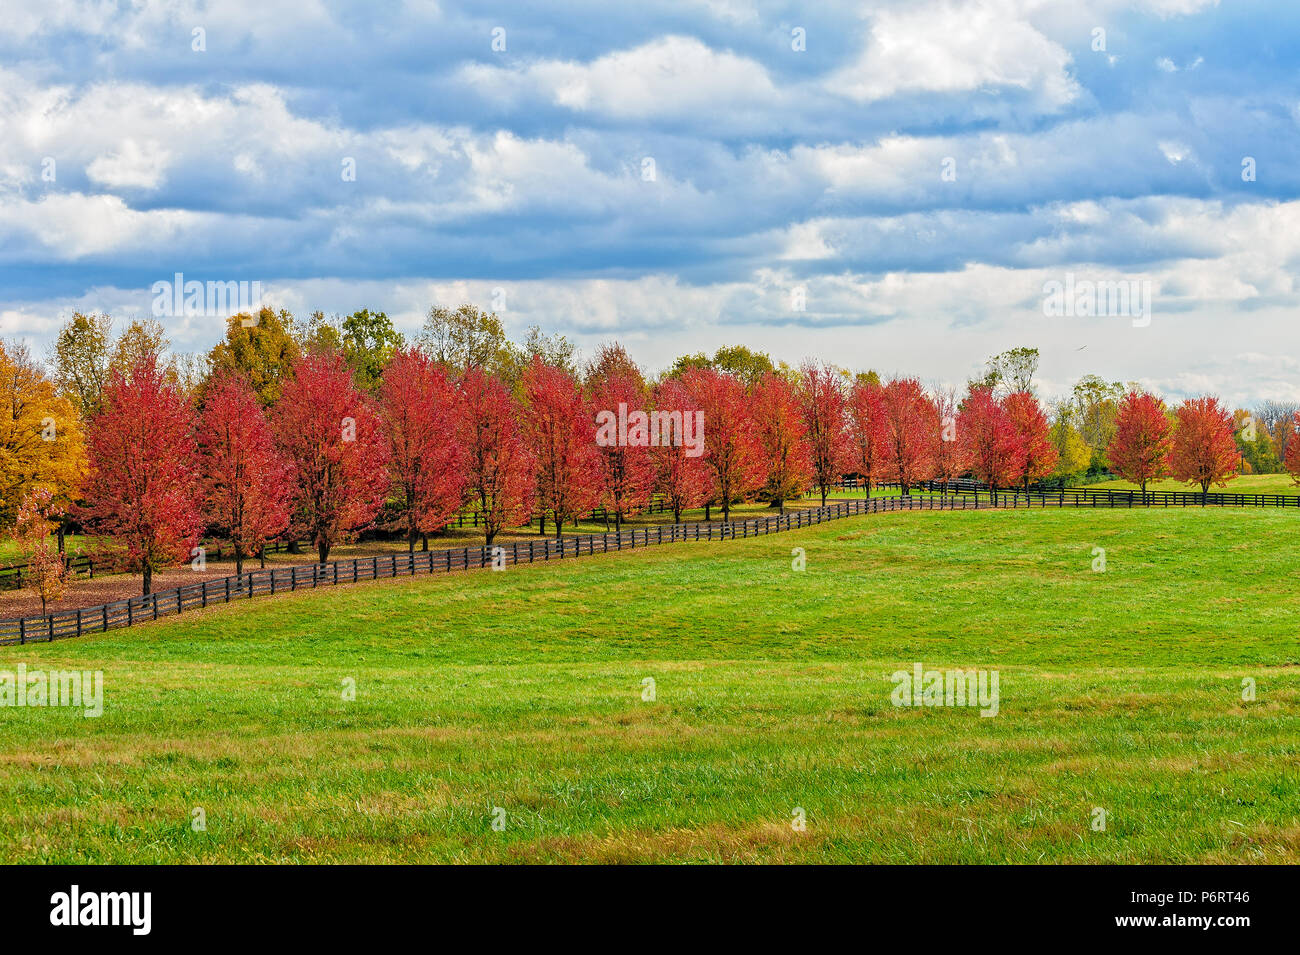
[1,506,1297,863]
[1089,474,1298,495]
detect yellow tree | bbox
[0,344,87,541]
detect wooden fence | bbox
[2,485,1295,645]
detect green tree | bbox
[50,311,112,417]
[341,309,404,392]
[207,308,301,404]
[1072,374,1125,471]
[972,346,1040,396]
[417,304,512,375]
[109,319,170,381]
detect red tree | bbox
[81,353,203,595]
[458,368,534,546]
[589,364,655,531]
[273,352,390,563]
[752,372,812,513]
[931,387,970,493]
[1106,390,1172,495]
[959,387,1025,505]
[379,348,465,552]
[649,378,709,521]
[1285,411,1300,486]
[198,371,292,576]
[879,377,938,493]
[798,362,847,505]
[524,359,601,538]
[682,367,764,521]
[1170,396,1238,503]
[1004,390,1058,492]
[845,378,886,498]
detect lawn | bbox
[1,506,1297,863]
[1089,473,1298,495]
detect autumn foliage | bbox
[273,352,390,562]
[198,371,292,575]
[1169,396,1239,501]
[458,367,533,546]
[524,359,600,537]
[959,387,1024,503]
[753,372,812,513]
[1106,391,1172,494]
[879,377,938,492]
[81,354,203,595]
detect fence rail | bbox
[2,486,1295,645]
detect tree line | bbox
[1,311,1291,604]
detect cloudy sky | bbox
[1,0,1298,405]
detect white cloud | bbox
[86,139,171,190]
[825,0,1080,110]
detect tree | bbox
[378,349,465,553]
[1004,390,1058,492]
[418,305,513,376]
[845,378,886,497]
[798,362,847,505]
[1106,391,1172,495]
[81,352,203,596]
[198,371,293,576]
[587,358,654,531]
[523,359,600,537]
[1072,374,1125,472]
[972,347,1039,396]
[109,319,170,380]
[650,378,709,521]
[931,387,970,492]
[458,368,533,547]
[752,372,811,513]
[11,487,72,615]
[50,311,112,417]
[273,352,390,563]
[681,367,763,521]
[879,377,938,494]
[1048,402,1090,482]
[1284,412,1300,485]
[0,342,86,537]
[668,345,775,385]
[959,387,1024,505]
[341,309,404,392]
[1170,396,1239,503]
[207,308,300,405]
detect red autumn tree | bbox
[1106,390,1172,495]
[1170,396,1238,503]
[588,363,656,532]
[1003,390,1058,493]
[682,367,764,521]
[379,348,465,553]
[649,378,710,521]
[81,352,203,595]
[845,378,886,498]
[959,387,1025,505]
[752,372,812,514]
[11,486,71,615]
[1285,411,1300,486]
[458,368,534,546]
[198,371,292,576]
[931,387,970,493]
[798,362,847,505]
[523,359,600,538]
[273,351,390,563]
[879,377,938,494]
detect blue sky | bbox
[2,0,1298,405]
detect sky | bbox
[1,0,1298,406]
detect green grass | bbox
[1089,474,1298,495]
[1,507,1297,863]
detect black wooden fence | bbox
[2,486,1296,645]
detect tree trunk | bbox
[57,519,66,555]
[259,547,266,569]
[318,541,330,563]
[422,534,429,551]
[235,546,244,578]
[143,563,152,597]
[704,503,711,521]
[539,513,546,536]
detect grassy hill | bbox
[1,507,1297,863]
